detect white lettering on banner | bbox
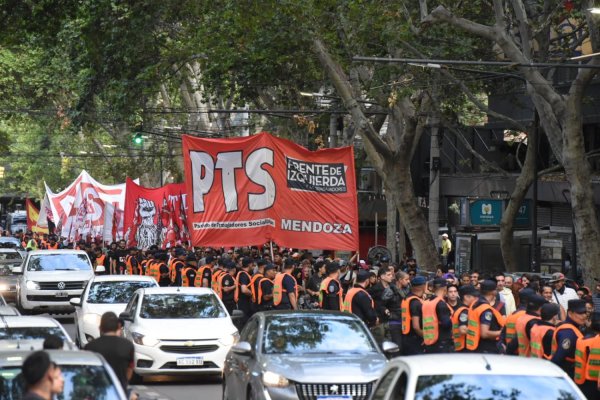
[286,157,347,193]
[190,149,275,213]
[281,219,353,234]
[192,219,275,230]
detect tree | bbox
[423,1,600,282]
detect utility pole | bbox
[428,118,441,258]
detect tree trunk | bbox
[500,125,536,272]
[386,190,398,263]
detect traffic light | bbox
[133,132,143,145]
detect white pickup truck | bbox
[14,250,94,314]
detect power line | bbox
[353,56,600,69]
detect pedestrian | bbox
[542,284,567,320]
[422,278,453,353]
[466,280,505,354]
[342,270,377,327]
[530,303,560,359]
[306,261,325,307]
[551,299,587,378]
[400,276,426,355]
[42,335,64,350]
[549,273,579,312]
[452,285,479,352]
[495,272,515,316]
[370,267,401,345]
[319,262,343,311]
[272,259,298,310]
[446,284,461,312]
[21,350,63,400]
[470,271,480,287]
[441,233,451,267]
[573,312,600,399]
[85,312,135,398]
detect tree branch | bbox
[510,0,533,59]
[422,6,497,41]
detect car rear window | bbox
[27,253,91,271]
[139,294,227,319]
[0,364,122,399]
[87,280,157,304]
[0,252,21,261]
[0,327,66,342]
[415,374,580,399]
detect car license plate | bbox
[317,397,352,400]
[55,291,69,298]
[176,357,204,366]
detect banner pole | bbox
[270,240,274,261]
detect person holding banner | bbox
[273,260,298,311]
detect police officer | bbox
[506,294,545,356]
[155,252,171,287]
[319,262,343,311]
[194,255,214,288]
[258,264,277,311]
[400,275,426,355]
[236,257,253,323]
[181,254,198,287]
[249,260,266,313]
[170,248,187,286]
[453,285,479,352]
[422,278,453,353]
[551,299,587,378]
[501,288,535,349]
[530,303,560,359]
[220,262,238,314]
[273,260,298,310]
[574,312,600,399]
[466,280,505,354]
[342,270,377,327]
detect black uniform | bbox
[321,279,342,311]
[158,263,170,287]
[259,279,274,311]
[274,274,296,310]
[221,273,236,314]
[236,270,252,322]
[350,287,377,327]
[471,298,503,354]
[184,266,197,287]
[371,283,403,347]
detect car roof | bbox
[387,354,566,377]
[0,306,19,316]
[27,249,88,256]
[90,275,157,283]
[0,316,59,328]
[138,287,214,295]
[0,350,104,367]
[257,309,361,318]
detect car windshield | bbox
[0,364,122,400]
[415,374,579,399]
[27,253,91,271]
[139,294,227,319]
[262,315,378,355]
[87,281,157,304]
[0,327,66,342]
[0,252,21,262]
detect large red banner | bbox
[123,179,190,250]
[182,132,359,250]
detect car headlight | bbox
[131,332,159,347]
[25,280,40,290]
[83,313,101,327]
[262,371,289,388]
[0,283,9,291]
[219,332,240,347]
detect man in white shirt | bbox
[495,272,515,316]
[549,272,578,312]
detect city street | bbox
[52,314,223,400]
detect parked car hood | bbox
[263,353,386,383]
[84,303,128,316]
[134,317,236,340]
[23,270,93,281]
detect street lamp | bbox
[561,189,577,280]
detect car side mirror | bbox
[231,341,253,356]
[119,312,133,322]
[231,310,244,320]
[69,297,81,307]
[381,341,400,354]
[11,266,22,274]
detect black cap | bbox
[432,277,447,288]
[264,263,276,271]
[527,294,547,309]
[459,285,479,297]
[256,259,267,267]
[519,288,535,304]
[186,254,197,262]
[541,303,560,321]
[568,299,587,314]
[205,256,215,264]
[326,262,340,275]
[22,351,52,386]
[479,280,497,293]
[356,270,370,283]
[226,261,237,271]
[242,257,253,267]
[284,258,295,268]
[174,248,187,257]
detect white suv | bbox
[15,250,94,314]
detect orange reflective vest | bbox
[145,260,161,282]
[249,273,264,303]
[194,265,211,287]
[125,255,138,275]
[46,243,59,250]
[217,272,238,302]
[422,297,453,345]
[342,287,373,313]
[212,270,225,297]
[96,255,106,269]
[169,260,185,283]
[516,314,540,357]
[574,335,600,384]
[401,294,423,335]
[466,303,506,351]
[181,267,195,287]
[319,277,343,310]
[452,306,470,351]
[257,277,274,304]
[272,272,297,306]
[505,309,525,342]
[551,323,583,362]
[530,324,555,359]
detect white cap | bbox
[442,233,448,238]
